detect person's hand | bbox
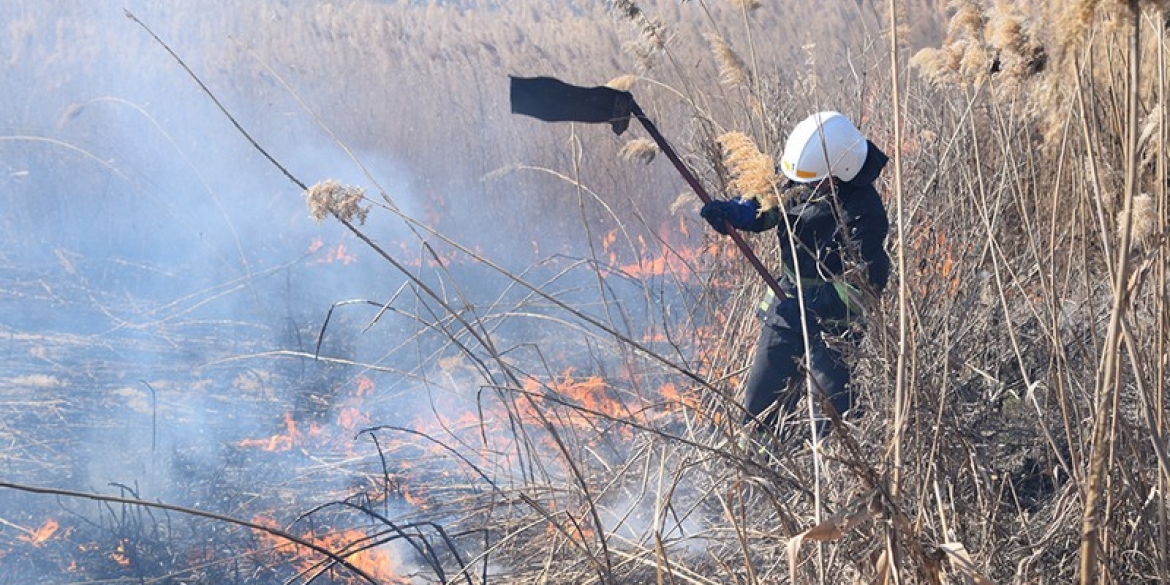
[700,198,758,235]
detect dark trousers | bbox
[742,320,854,428]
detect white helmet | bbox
[779,111,868,183]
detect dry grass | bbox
[3,0,1169,583]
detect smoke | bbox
[598,474,715,558]
[0,8,509,580]
[0,3,719,582]
[0,2,433,509]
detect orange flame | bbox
[395,241,459,268]
[355,376,376,397]
[607,220,725,281]
[517,368,634,440]
[657,382,702,414]
[553,368,615,416]
[308,237,358,265]
[325,242,358,265]
[337,406,369,434]
[401,484,423,508]
[18,519,59,547]
[111,539,131,567]
[251,519,409,585]
[238,412,301,452]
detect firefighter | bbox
[700,111,890,442]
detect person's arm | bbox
[699,198,776,233]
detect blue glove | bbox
[700,198,758,235]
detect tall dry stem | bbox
[1158,7,1170,580]
[1078,1,1141,582]
[887,0,912,577]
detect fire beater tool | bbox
[509,75,785,298]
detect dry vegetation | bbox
[2,0,1170,583]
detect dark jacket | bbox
[742,141,890,323]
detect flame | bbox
[657,382,702,414]
[909,229,964,297]
[554,368,616,417]
[658,382,681,406]
[355,376,376,397]
[602,229,618,267]
[401,484,423,508]
[516,368,633,440]
[18,518,59,547]
[322,242,358,265]
[238,412,301,452]
[606,220,726,280]
[337,406,369,434]
[307,236,358,265]
[251,519,408,584]
[111,539,131,567]
[542,503,596,544]
[452,410,479,429]
[395,241,459,268]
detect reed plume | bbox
[1126,193,1158,246]
[1054,0,1101,61]
[985,1,1046,82]
[911,0,1044,88]
[620,138,659,164]
[706,34,749,87]
[611,0,669,70]
[305,179,369,224]
[716,131,779,210]
[1138,103,1162,169]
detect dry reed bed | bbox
[2,0,1168,583]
